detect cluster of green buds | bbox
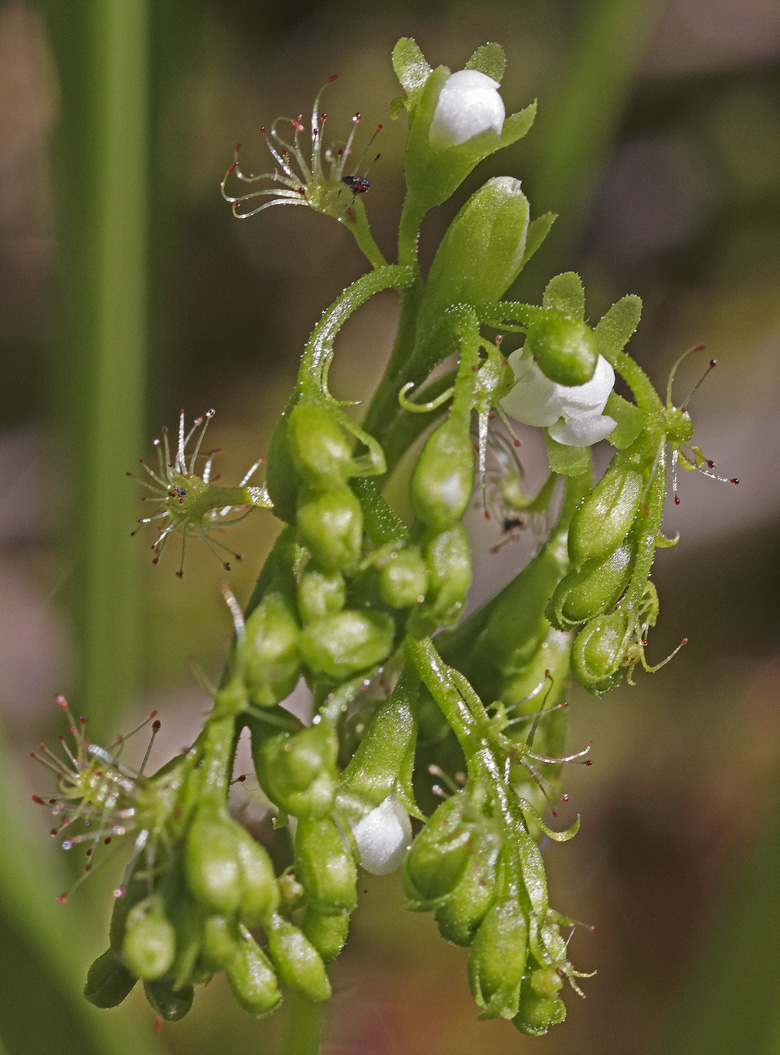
[38,36,733,1036]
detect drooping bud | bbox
[418,523,472,627]
[253,721,339,819]
[233,825,280,925]
[571,609,630,695]
[297,562,346,623]
[403,791,472,903]
[121,899,176,981]
[84,949,137,1009]
[143,979,195,1022]
[526,314,599,387]
[184,810,242,916]
[467,897,529,1019]
[547,539,634,630]
[265,914,331,1002]
[513,984,566,1036]
[300,907,350,964]
[287,400,355,488]
[568,453,643,566]
[434,835,500,946]
[200,914,242,970]
[412,419,475,531]
[225,927,282,1016]
[242,592,302,708]
[296,485,364,572]
[378,545,429,608]
[299,609,395,682]
[295,815,358,913]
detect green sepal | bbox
[121,898,176,981]
[547,539,634,630]
[465,42,505,82]
[516,798,580,842]
[84,949,137,1009]
[513,989,566,1036]
[183,809,242,916]
[143,979,195,1022]
[300,907,350,964]
[297,484,363,573]
[225,927,282,1017]
[467,896,529,1019]
[604,392,645,449]
[265,913,331,1002]
[520,212,556,271]
[544,433,590,476]
[595,293,642,357]
[242,592,302,708]
[299,609,395,682]
[411,418,475,531]
[265,402,299,524]
[295,815,358,914]
[338,664,423,819]
[402,791,472,902]
[542,272,585,319]
[571,609,630,695]
[568,454,643,566]
[392,37,432,105]
[434,835,500,946]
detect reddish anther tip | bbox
[674,496,681,505]
[226,161,238,176]
[55,892,69,904]
[561,794,569,802]
[32,795,45,804]
[260,126,267,135]
[561,701,569,708]
[584,760,593,766]
[327,73,339,84]
[513,439,521,447]
[483,510,490,520]
[691,344,706,353]
[730,477,739,485]
[681,637,689,645]
[707,460,715,468]
[152,719,161,731]
[552,811,558,818]
[709,359,717,368]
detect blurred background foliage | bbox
[1,0,778,1052]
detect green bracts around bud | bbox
[301,907,350,964]
[526,314,599,387]
[226,928,282,1017]
[297,484,364,572]
[412,420,475,531]
[419,523,472,626]
[297,562,346,623]
[143,979,195,1022]
[434,836,499,946]
[121,900,176,981]
[422,177,529,313]
[287,400,355,488]
[568,456,643,567]
[467,899,529,1019]
[243,592,302,708]
[547,540,634,630]
[379,545,429,608]
[295,816,358,914]
[253,722,339,819]
[300,609,395,682]
[571,609,630,695]
[265,914,331,1002]
[403,792,472,902]
[84,949,137,1008]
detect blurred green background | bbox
[1,0,779,1053]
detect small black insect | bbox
[341,175,371,194]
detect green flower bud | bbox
[420,523,472,626]
[300,906,350,964]
[297,484,363,572]
[568,456,643,566]
[513,988,566,1036]
[253,723,339,819]
[297,562,346,623]
[403,792,472,902]
[295,815,357,914]
[84,949,137,1009]
[434,836,499,946]
[530,966,564,998]
[422,177,529,316]
[547,540,634,630]
[243,592,302,708]
[526,314,599,387]
[234,825,280,925]
[571,609,630,695]
[467,899,528,1019]
[411,420,475,532]
[225,928,282,1017]
[143,979,194,1022]
[300,609,395,682]
[378,545,428,608]
[265,914,331,1002]
[287,400,355,488]
[121,899,176,981]
[200,914,241,970]
[184,810,241,916]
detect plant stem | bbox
[284,992,322,1055]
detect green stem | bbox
[284,991,322,1055]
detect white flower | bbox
[350,795,412,876]
[501,350,617,447]
[429,70,505,149]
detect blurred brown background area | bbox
[1,0,779,1053]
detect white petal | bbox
[500,351,562,427]
[548,413,617,447]
[429,70,505,149]
[351,796,412,876]
[556,355,615,415]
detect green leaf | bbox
[544,432,591,476]
[595,294,642,354]
[465,42,505,82]
[543,272,585,319]
[392,37,432,100]
[519,212,556,271]
[604,391,644,449]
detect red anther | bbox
[691,344,706,353]
[730,477,739,485]
[154,1020,163,1034]
[236,774,247,782]
[235,553,243,561]
[588,924,596,933]
[298,187,306,196]
[57,695,67,707]
[514,439,520,447]
[376,124,383,131]
[38,743,45,751]
[488,411,495,419]
[484,510,490,520]
[707,460,715,468]
[50,829,58,836]
[224,562,231,572]
[674,496,681,505]
[353,112,361,122]
[552,811,558,818]
[176,569,183,578]
[584,760,593,766]
[56,892,69,904]
[327,73,339,84]
[226,161,238,177]
[104,837,112,844]
[681,637,689,645]
[32,795,45,804]
[152,719,161,732]
[641,639,648,647]
[709,359,717,368]
[260,126,267,135]
[560,794,569,802]
[495,335,503,345]
[561,701,569,708]
[471,365,477,371]
[86,848,93,857]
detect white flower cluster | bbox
[501,350,617,446]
